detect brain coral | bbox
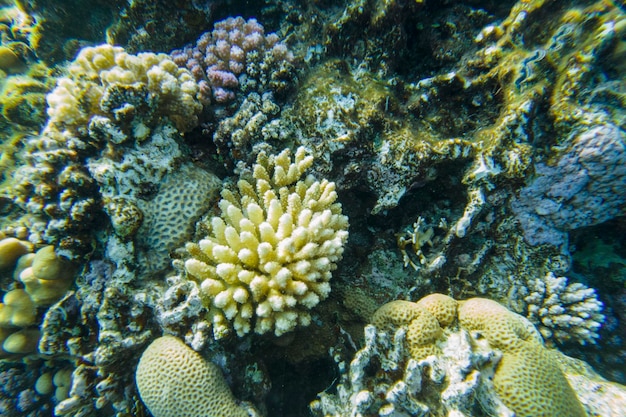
[184,147,349,338]
[136,163,222,276]
[314,293,602,417]
[458,298,586,417]
[135,335,253,417]
[371,299,442,359]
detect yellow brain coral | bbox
[371,295,587,417]
[372,299,443,359]
[458,297,586,417]
[458,297,542,350]
[135,335,252,417]
[184,147,349,338]
[415,293,458,327]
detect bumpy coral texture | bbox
[371,300,442,359]
[135,336,251,417]
[184,147,349,338]
[46,44,202,134]
[312,294,498,417]
[137,163,222,276]
[512,123,626,247]
[521,272,604,346]
[171,16,294,104]
[14,44,204,258]
[459,298,586,417]
[320,295,587,417]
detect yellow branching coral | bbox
[184,147,349,338]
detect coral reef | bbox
[136,335,259,417]
[19,245,76,305]
[179,147,349,339]
[12,44,203,258]
[135,162,223,277]
[171,16,296,105]
[45,44,202,133]
[0,72,51,128]
[212,91,284,165]
[312,294,626,417]
[0,0,625,416]
[12,0,219,64]
[511,271,605,346]
[0,238,75,359]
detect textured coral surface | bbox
[0,1,625,416]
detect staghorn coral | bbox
[135,335,259,417]
[513,272,605,346]
[182,146,349,339]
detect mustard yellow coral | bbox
[184,147,349,338]
[458,297,542,350]
[19,245,76,306]
[0,237,32,269]
[136,336,253,417]
[415,293,458,327]
[372,300,442,359]
[458,298,586,417]
[372,295,587,417]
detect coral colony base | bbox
[0,0,626,416]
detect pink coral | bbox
[170,16,294,104]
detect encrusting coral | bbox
[135,335,258,417]
[183,146,349,338]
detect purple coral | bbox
[512,123,626,246]
[171,16,294,104]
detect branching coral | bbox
[13,44,204,258]
[183,147,349,338]
[171,16,295,104]
[515,272,605,346]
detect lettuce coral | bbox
[184,147,349,338]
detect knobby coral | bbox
[184,147,349,338]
